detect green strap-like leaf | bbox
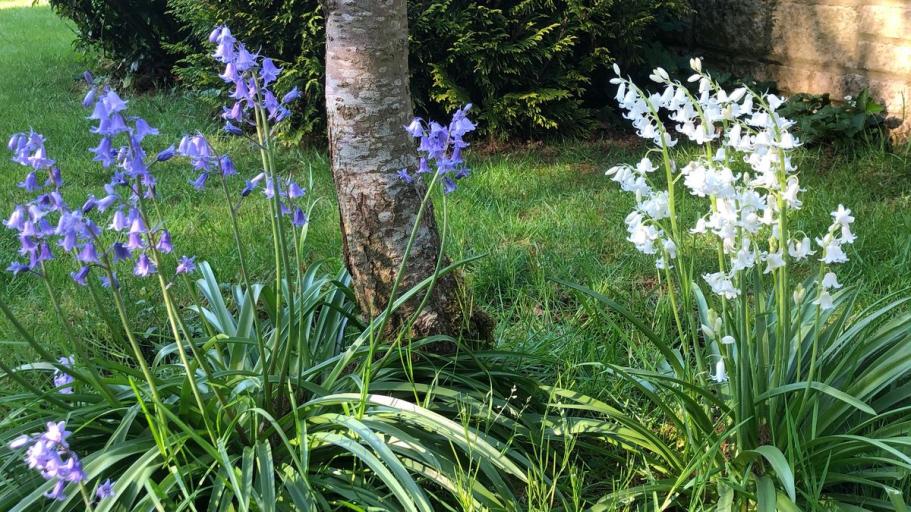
[743,446,796,503]
[755,381,876,415]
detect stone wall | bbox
[687,0,911,133]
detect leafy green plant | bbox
[47,0,187,84]
[778,89,887,146]
[408,0,687,138]
[0,260,614,510]
[561,59,911,509]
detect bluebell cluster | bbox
[400,104,475,193]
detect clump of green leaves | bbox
[47,0,187,85]
[778,89,886,146]
[408,0,687,139]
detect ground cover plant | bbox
[2,2,911,510]
[571,60,911,509]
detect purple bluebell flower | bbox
[156,230,173,253]
[220,62,240,83]
[125,232,144,251]
[157,145,176,162]
[291,208,308,227]
[109,209,129,231]
[417,158,431,174]
[224,122,244,136]
[235,44,256,72]
[133,253,155,277]
[176,255,196,274]
[89,137,115,167]
[96,192,118,212]
[219,155,237,177]
[397,169,413,183]
[7,261,30,274]
[178,134,216,171]
[96,479,115,500]
[5,206,26,230]
[81,196,98,214]
[213,29,237,63]
[133,118,159,141]
[18,172,40,192]
[260,58,281,84]
[230,79,250,102]
[45,479,67,501]
[58,231,78,252]
[405,119,424,138]
[11,421,85,502]
[53,356,74,394]
[209,25,229,43]
[222,102,244,122]
[112,242,131,262]
[102,90,127,114]
[82,88,97,108]
[38,243,53,262]
[287,180,305,199]
[241,173,264,197]
[128,214,147,235]
[282,86,300,104]
[191,172,209,190]
[48,167,63,188]
[71,266,90,286]
[77,243,99,264]
[8,132,55,170]
[99,273,118,289]
[404,105,475,193]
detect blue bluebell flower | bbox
[96,479,115,500]
[291,208,308,227]
[404,104,476,193]
[156,230,173,254]
[260,58,281,84]
[224,122,244,136]
[70,266,90,286]
[287,179,305,198]
[112,242,131,262]
[9,421,85,502]
[52,356,74,394]
[219,155,238,177]
[133,253,155,277]
[176,255,196,274]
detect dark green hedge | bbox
[48,0,188,87]
[49,0,687,139]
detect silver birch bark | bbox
[324,0,493,344]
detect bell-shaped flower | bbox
[176,255,196,274]
[710,358,728,383]
[821,272,842,289]
[133,253,156,277]
[156,230,173,254]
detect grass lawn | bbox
[2,1,911,392]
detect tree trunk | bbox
[324,0,493,344]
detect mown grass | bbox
[2,2,911,395]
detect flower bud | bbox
[793,283,806,304]
[223,122,244,136]
[156,145,176,162]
